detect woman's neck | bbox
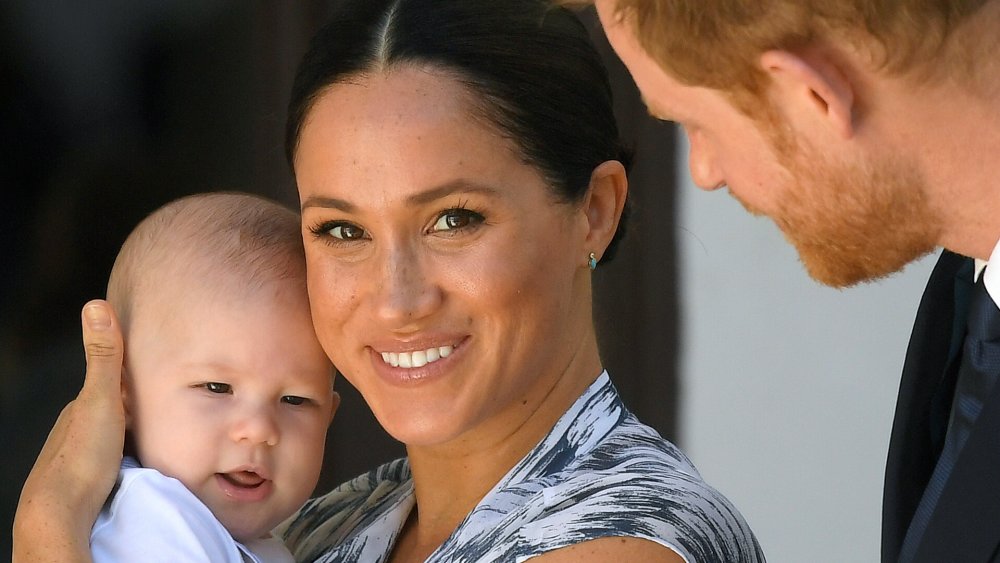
[389,341,604,562]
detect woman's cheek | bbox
[307,259,361,365]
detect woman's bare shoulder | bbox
[527,536,686,563]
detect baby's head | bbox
[107,192,337,542]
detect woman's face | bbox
[294,67,595,450]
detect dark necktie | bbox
[899,272,1000,561]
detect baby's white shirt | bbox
[90,457,293,563]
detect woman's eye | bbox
[204,382,231,394]
[431,209,484,232]
[281,395,309,406]
[328,223,366,240]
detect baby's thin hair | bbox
[107,192,305,330]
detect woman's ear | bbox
[759,49,856,140]
[581,160,628,262]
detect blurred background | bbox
[0,2,937,561]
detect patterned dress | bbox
[279,372,765,562]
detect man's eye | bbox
[204,382,231,394]
[282,396,308,406]
[329,223,366,240]
[431,209,484,232]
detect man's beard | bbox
[737,141,941,288]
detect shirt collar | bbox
[978,238,1000,307]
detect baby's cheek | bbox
[290,417,330,479]
[134,432,191,483]
[135,399,221,482]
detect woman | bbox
[15,1,764,561]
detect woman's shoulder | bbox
[590,410,697,470]
[450,373,765,563]
[524,414,766,562]
[531,464,764,562]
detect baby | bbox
[90,192,339,562]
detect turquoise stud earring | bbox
[588,252,598,271]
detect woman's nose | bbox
[229,404,280,447]
[373,244,442,327]
[686,127,725,191]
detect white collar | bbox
[976,237,1000,307]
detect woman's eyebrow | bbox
[406,180,500,206]
[301,181,500,212]
[301,195,354,212]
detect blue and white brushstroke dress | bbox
[279,371,765,562]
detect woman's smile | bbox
[378,345,454,369]
[367,334,468,385]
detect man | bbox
[591,0,1000,561]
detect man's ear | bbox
[581,160,628,264]
[759,49,856,140]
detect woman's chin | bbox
[376,411,470,449]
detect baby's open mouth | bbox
[219,471,265,489]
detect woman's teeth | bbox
[381,346,453,368]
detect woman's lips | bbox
[370,338,467,383]
[215,471,272,502]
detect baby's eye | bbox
[327,223,367,240]
[430,209,484,232]
[281,395,309,406]
[203,382,231,394]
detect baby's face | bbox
[124,279,336,542]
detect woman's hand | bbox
[13,300,126,563]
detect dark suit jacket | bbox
[883,250,1000,562]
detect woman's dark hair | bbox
[286,0,632,261]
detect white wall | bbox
[675,137,938,562]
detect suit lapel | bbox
[883,251,972,562]
[912,373,1000,562]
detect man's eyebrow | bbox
[301,180,501,212]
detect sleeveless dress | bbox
[279,371,765,562]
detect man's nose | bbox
[686,127,725,191]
